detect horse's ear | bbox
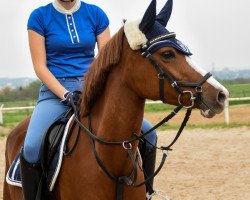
[139,0,157,33]
[156,0,173,27]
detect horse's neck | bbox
[86,68,145,175]
[91,69,145,141]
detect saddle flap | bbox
[40,109,73,172]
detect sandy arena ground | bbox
[1,127,250,200]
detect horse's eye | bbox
[161,52,175,60]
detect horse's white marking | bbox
[185,56,229,98]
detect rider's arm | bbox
[28,30,68,100]
[96,26,111,51]
[29,26,110,100]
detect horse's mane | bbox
[80,28,125,116]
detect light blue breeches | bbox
[23,77,157,163]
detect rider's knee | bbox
[142,119,157,148]
[23,143,40,163]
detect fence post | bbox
[0,104,4,125]
[224,99,230,126]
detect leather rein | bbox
[64,32,212,200]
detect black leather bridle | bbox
[64,33,213,200]
[141,32,212,109]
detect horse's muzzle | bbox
[199,89,229,118]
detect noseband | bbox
[141,33,212,108]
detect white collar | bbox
[52,0,81,15]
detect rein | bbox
[65,100,191,200]
[63,32,212,200]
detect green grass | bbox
[0,100,36,107]
[229,100,250,106]
[145,103,175,112]
[0,131,9,138]
[226,83,250,97]
[2,110,32,127]
[0,100,35,127]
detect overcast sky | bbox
[0,0,249,78]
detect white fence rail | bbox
[0,105,35,125]
[1,97,250,125]
[0,106,35,111]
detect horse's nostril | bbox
[217,91,227,104]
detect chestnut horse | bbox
[4,0,228,199]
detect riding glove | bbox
[61,90,82,107]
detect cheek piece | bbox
[140,34,212,109]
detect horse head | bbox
[123,0,229,118]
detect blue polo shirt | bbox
[27,1,109,78]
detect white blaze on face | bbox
[185,56,229,98]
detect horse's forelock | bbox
[80,28,125,116]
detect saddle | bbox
[40,108,73,174]
[7,108,154,197]
[6,108,74,192]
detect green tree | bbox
[0,80,41,102]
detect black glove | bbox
[61,90,82,107]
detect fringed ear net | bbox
[123,0,173,51]
[156,0,173,26]
[139,0,157,33]
[123,0,158,50]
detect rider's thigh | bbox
[23,98,68,163]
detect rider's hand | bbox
[61,90,82,107]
